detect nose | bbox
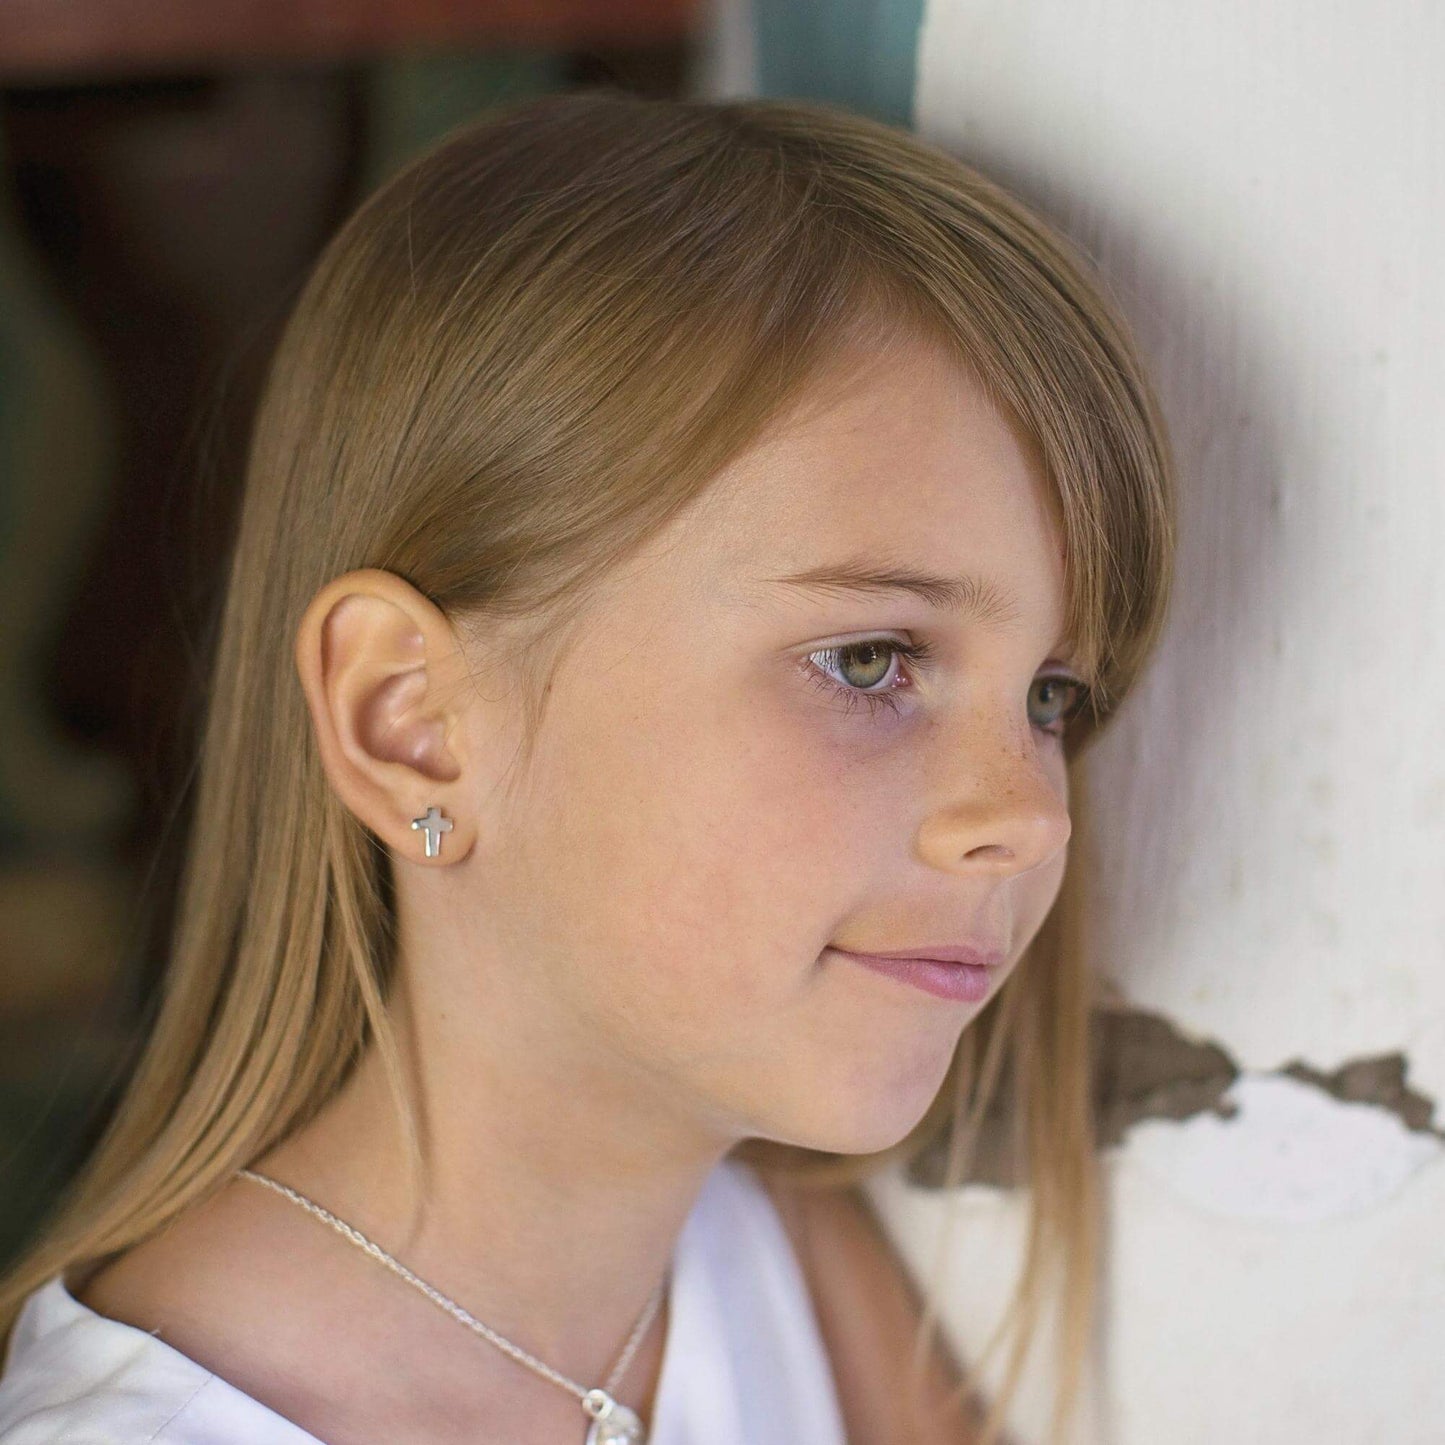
[913,714,1072,878]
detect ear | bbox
[294,568,475,866]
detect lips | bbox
[827,947,1001,1002]
[832,943,1006,968]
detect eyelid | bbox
[798,632,1091,729]
[798,631,1085,684]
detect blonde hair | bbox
[1,88,1175,1443]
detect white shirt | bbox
[0,1155,848,1445]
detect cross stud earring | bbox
[410,804,454,858]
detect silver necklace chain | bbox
[235,1169,667,1440]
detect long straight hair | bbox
[0,88,1175,1444]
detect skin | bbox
[78,326,1075,1444]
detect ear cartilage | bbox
[410,804,454,858]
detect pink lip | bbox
[840,943,1006,968]
[826,946,1007,1003]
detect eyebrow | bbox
[763,557,1027,630]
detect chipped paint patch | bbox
[1094,1008,1240,1146]
[1125,1071,1444,1221]
[905,1007,1443,1208]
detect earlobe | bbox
[294,569,475,864]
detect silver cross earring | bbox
[410,804,454,858]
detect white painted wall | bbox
[901,6,1443,1442]
[692,4,1444,1440]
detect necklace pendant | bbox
[582,1388,646,1445]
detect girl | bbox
[0,88,1174,1445]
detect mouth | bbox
[825,946,1002,1003]
[838,942,1006,968]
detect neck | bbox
[248,969,738,1401]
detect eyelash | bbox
[802,636,1091,735]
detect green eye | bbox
[803,637,936,718]
[1030,674,1091,734]
[802,638,1092,735]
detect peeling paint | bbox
[908,1007,1242,1190]
[1126,1072,1443,1222]
[1280,1052,1444,1138]
[1093,1008,1240,1146]
[904,1007,1444,1211]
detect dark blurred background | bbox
[0,0,707,1272]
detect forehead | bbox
[671,330,1066,615]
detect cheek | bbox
[1021,841,1067,933]
[502,675,862,1056]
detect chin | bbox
[761,1072,949,1159]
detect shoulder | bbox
[746,1160,894,1298]
[0,1271,227,1444]
[67,1183,276,1396]
[748,1164,987,1445]
[0,1188,327,1445]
